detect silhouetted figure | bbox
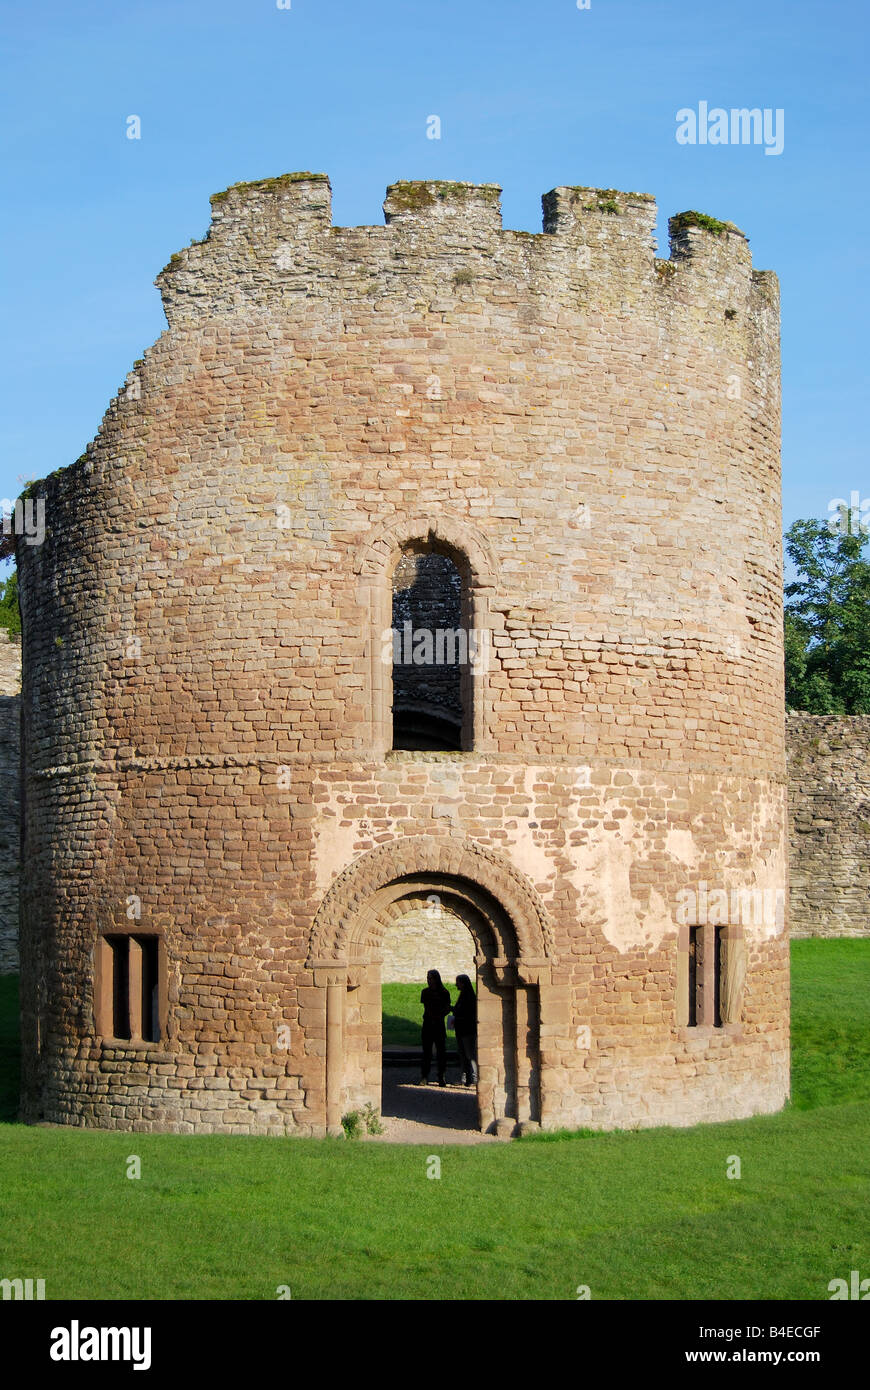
[453,974,478,1087]
[420,969,451,1086]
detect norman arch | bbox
[307,837,556,1135]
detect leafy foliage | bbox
[0,570,21,638]
[784,515,870,712]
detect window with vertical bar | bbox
[99,934,162,1043]
[683,924,725,1030]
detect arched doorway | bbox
[377,892,481,1132]
[307,837,555,1136]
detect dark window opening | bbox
[688,926,699,1028]
[110,935,131,1040]
[714,925,724,1029]
[391,551,467,751]
[140,935,160,1042]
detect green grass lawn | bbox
[383,981,427,1045]
[0,944,867,1300]
[790,939,870,1108]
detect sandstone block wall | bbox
[4,700,864,972]
[16,174,789,1136]
[786,713,870,937]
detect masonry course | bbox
[4,675,860,969]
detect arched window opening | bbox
[391,549,471,751]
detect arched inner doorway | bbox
[379,894,478,1131]
[326,871,543,1135]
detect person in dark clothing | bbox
[453,974,478,1087]
[420,969,452,1086]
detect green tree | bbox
[0,569,20,639]
[784,514,870,712]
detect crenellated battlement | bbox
[209,171,333,234]
[383,179,502,228]
[155,172,774,331]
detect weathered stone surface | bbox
[15,174,789,1136]
[787,714,870,937]
[0,631,20,974]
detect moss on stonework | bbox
[389,183,437,212]
[564,186,653,205]
[669,210,738,238]
[453,268,474,286]
[211,172,328,204]
[436,182,499,203]
[19,477,46,501]
[388,181,499,212]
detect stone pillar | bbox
[515,984,531,1125]
[326,978,343,1135]
[312,962,348,1136]
[344,961,382,1114]
[475,964,500,1131]
[490,961,517,1121]
[128,936,143,1040]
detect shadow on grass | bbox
[0,974,20,1122]
[381,1013,421,1048]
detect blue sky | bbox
[1,0,867,561]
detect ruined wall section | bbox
[17,175,787,1134]
[787,713,870,937]
[0,632,21,974]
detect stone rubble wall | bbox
[786,713,870,937]
[0,631,21,974]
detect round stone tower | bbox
[17,174,788,1135]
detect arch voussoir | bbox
[308,834,552,963]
